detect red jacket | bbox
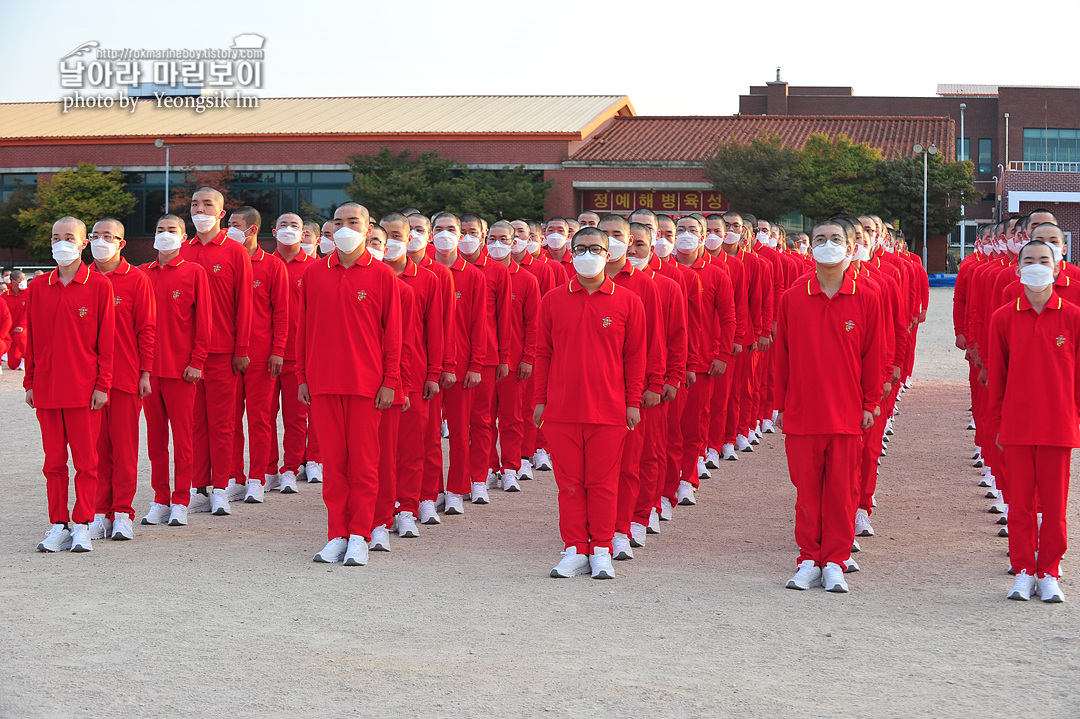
[442,254,488,376]
[140,255,212,379]
[418,255,456,378]
[505,260,540,367]
[274,247,314,361]
[682,255,736,369]
[641,262,688,388]
[24,262,116,408]
[534,275,646,426]
[397,259,444,390]
[471,253,512,367]
[610,262,665,395]
[180,231,253,356]
[248,248,289,361]
[92,259,155,395]
[296,250,402,398]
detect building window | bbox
[956,138,970,162]
[1023,128,1080,163]
[978,138,992,174]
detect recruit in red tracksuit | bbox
[468,253,512,483]
[534,275,646,554]
[268,247,313,475]
[774,272,883,570]
[24,263,116,526]
[416,253,457,502]
[0,299,10,359]
[297,249,402,541]
[2,285,28,369]
[988,292,1080,578]
[92,259,155,521]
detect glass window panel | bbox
[311,188,349,215]
[143,190,165,233]
[311,171,352,184]
[297,172,311,184]
[235,188,279,222]
[281,189,295,213]
[978,138,992,174]
[279,172,295,183]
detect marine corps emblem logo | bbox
[845,320,855,332]
[602,316,613,328]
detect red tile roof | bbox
[568,115,955,164]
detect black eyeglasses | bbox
[571,245,608,257]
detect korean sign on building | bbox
[581,190,727,214]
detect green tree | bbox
[344,147,551,221]
[0,182,35,266]
[794,133,884,221]
[703,132,803,219]
[877,155,979,246]
[16,163,137,261]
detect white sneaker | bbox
[659,496,673,521]
[501,469,520,492]
[785,560,821,590]
[612,533,634,560]
[697,457,710,479]
[210,488,231,516]
[1037,575,1065,603]
[314,537,348,563]
[70,523,93,553]
[296,463,307,482]
[629,522,646,548]
[441,419,449,439]
[822,562,848,592]
[647,509,661,534]
[749,429,761,445]
[883,433,891,444]
[973,456,984,468]
[871,493,877,508]
[264,473,281,491]
[721,443,739,461]
[142,502,171,525]
[736,434,754,452]
[550,547,590,578]
[111,514,134,540]
[486,469,500,489]
[704,448,721,469]
[996,506,1009,525]
[444,492,465,515]
[989,498,1007,514]
[279,471,299,494]
[590,548,615,579]
[418,500,441,524]
[533,449,552,471]
[344,535,371,563]
[966,418,976,430]
[854,508,875,537]
[305,461,323,483]
[37,523,72,552]
[1008,570,1035,601]
[851,538,861,553]
[885,421,895,436]
[88,513,110,540]
[998,526,1009,537]
[369,525,391,552]
[676,480,696,506]
[762,419,776,434]
[843,557,860,573]
[168,504,188,526]
[434,492,445,512]
[979,472,993,488]
[188,488,212,513]
[517,459,534,480]
[244,479,264,503]
[396,511,419,538]
[471,482,490,504]
[224,478,246,502]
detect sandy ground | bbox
[1,286,1078,719]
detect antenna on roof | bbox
[776,67,782,82]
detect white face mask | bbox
[407,230,428,253]
[17,279,27,290]
[704,233,723,251]
[526,240,540,254]
[191,214,218,233]
[1051,244,1064,264]
[1019,263,1055,289]
[545,232,567,250]
[276,227,301,245]
[1006,237,1025,255]
[333,226,365,254]
[51,240,82,266]
[628,255,651,270]
[367,246,385,262]
[433,230,459,252]
[768,236,779,248]
[573,252,606,278]
[301,243,316,257]
[487,242,511,260]
[798,242,809,254]
[812,241,848,265]
[319,237,336,255]
[883,244,896,254]
[675,232,700,253]
[458,235,482,255]
[724,231,742,245]
[226,227,247,244]
[606,235,628,261]
[653,237,674,258]
[154,232,183,252]
[853,244,871,263]
[90,238,118,261]
[383,238,407,261]
[512,237,529,254]
[755,231,769,245]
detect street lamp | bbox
[154,138,173,214]
[913,143,938,268]
[958,103,966,255]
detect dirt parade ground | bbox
[0,286,1077,718]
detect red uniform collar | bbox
[688,255,706,270]
[446,254,467,272]
[401,259,418,278]
[507,259,520,274]
[569,275,616,295]
[1016,291,1063,312]
[48,262,91,286]
[93,258,132,276]
[276,248,310,264]
[189,230,227,246]
[251,247,267,262]
[517,252,535,267]
[327,249,374,269]
[614,262,635,278]
[807,273,857,296]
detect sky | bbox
[2,0,1078,116]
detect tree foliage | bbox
[168,166,241,215]
[344,147,551,221]
[702,132,803,220]
[794,133,884,221]
[16,163,137,260]
[877,155,978,240]
[0,182,36,262]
